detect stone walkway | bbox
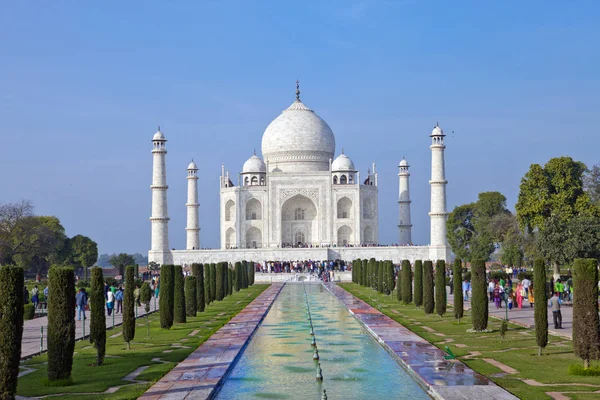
[22,298,159,359]
[139,283,284,400]
[325,283,518,400]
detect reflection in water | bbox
[216,283,430,400]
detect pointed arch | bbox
[225,200,235,222]
[245,198,262,220]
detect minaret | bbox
[186,160,200,250]
[150,127,169,253]
[429,122,448,258]
[398,158,412,245]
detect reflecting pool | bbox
[216,283,430,399]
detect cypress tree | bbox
[174,265,186,323]
[47,267,76,382]
[123,266,136,349]
[572,258,600,368]
[352,259,356,283]
[362,259,368,287]
[0,266,24,398]
[234,262,242,291]
[377,261,384,293]
[216,263,224,301]
[228,267,233,296]
[185,276,197,317]
[401,260,412,304]
[471,259,488,331]
[89,267,106,365]
[204,263,212,305]
[223,263,229,298]
[395,262,402,301]
[249,261,255,286]
[159,265,174,329]
[423,261,434,314]
[453,259,464,321]
[210,264,217,302]
[242,261,249,289]
[366,258,374,288]
[140,282,152,339]
[414,260,423,307]
[435,260,447,317]
[387,261,395,296]
[533,259,547,356]
[192,264,205,312]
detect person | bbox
[31,285,39,310]
[493,283,502,308]
[106,289,115,316]
[75,288,88,321]
[521,276,531,296]
[550,291,562,329]
[115,286,124,314]
[462,279,471,301]
[43,286,49,304]
[104,282,110,314]
[134,285,141,307]
[528,286,535,308]
[449,273,454,295]
[488,280,495,302]
[515,283,524,309]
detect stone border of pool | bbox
[139,283,284,400]
[324,283,519,400]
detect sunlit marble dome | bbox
[261,86,335,173]
[431,123,444,136]
[332,152,355,171]
[242,154,266,173]
[187,160,198,170]
[153,129,165,141]
[399,158,409,167]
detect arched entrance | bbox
[281,194,317,246]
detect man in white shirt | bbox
[521,277,531,296]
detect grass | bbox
[339,283,600,400]
[17,284,268,399]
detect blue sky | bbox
[1,1,599,255]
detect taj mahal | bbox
[148,83,450,266]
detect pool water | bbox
[215,283,430,399]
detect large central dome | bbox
[261,96,335,173]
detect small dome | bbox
[242,154,266,173]
[399,158,409,167]
[187,161,198,170]
[332,153,355,171]
[153,130,165,141]
[430,123,444,136]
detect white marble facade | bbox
[148,84,450,266]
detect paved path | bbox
[446,288,573,339]
[22,297,160,359]
[139,283,284,400]
[327,283,517,400]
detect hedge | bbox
[185,276,197,317]
[204,263,212,305]
[435,260,446,317]
[0,266,24,397]
[24,304,35,320]
[533,259,547,355]
[471,259,488,331]
[228,267,233,296]
[159,265,174,329]
[573,258,600,368]
[414,260,423,307]
[122,266,136,349]
[47,267,76,381]
[452,259,463,321]
[401,260,412,304]
[174,265,186,323]
[377,261,384,293]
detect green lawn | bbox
[339,283,600,400]
[17,284,268,399]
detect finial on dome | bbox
[341,148,344,155]
[158,125,161,131]
[296,80,300,101]
[253,148,256,156]
[436,121,439,127]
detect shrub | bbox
[223,263,229,298]
[204,263,211,305]
[89,267,106,365]
[414,260,423,307]
[453,259,464,321]
[47,267,76,381]
[24,304,35,320]
[471,259,488,331]
[241,261,248,289]
[533,259,548,356]
[423,261,434,314]
[573,258,600,368]
[159,265,174,329]
[377,261,384,293]
[368,258,376,288]
[192,264,205,312]
[0,266,24,398]
[234,262,242,291]
[173,265,186,323]
[568,364,600,376]
[401,260,412,304]
[435,260,446,317]
[185,276,197,317]
[122,266,135,349]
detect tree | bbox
[70,235,98,281]
[470,260,488,331]
[397,260,405,303]
[47,267,76,382]
[584,164,600,207]
[185,276,197,317]
[241,261,248,289]
[386,261,395,296]
[453,259,463,321]
[210,264,217,301]
[435,260,446,317]
[108,253,135,282]
[572,258,600,368]
[377,261,384,293]
[140,282,152,339]
[414,260,423,307]
[249,261,255,286]
[159,265,174,329]
[228,266,233,296]
[89,267,106,365]
[533,259,548,356]
[368,258,376,288]
[0,266,24,398]
[122,266,135,349]
[423,261,434,314]
[205,263,212,304]
[234,262,242,291]
[216,263,224,301]
[361,259,367,287]
[192,264,205,312]
[173,265,186,323]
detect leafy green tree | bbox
[70,235,98,281]
[453,260,463,321]
[122,266,135,349]
[470,260,488,331]
[401,260,412,304]
[377,261,384,293]
[108,253,136,282]
[173,266,186,323]
[185,276,197,317]
[584,164,600,207]
[47,267,76,382]
[435,260,446,317]
[159,265,174,329]
[368,258,376,288]
[572,259,600,368]
[0,266,24,398]
[533,259,548,356]
[413,260,423,307]
[423,261,434,314]
[192,264,205,312]
[140,282,152,338]
[89,267,106,365]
